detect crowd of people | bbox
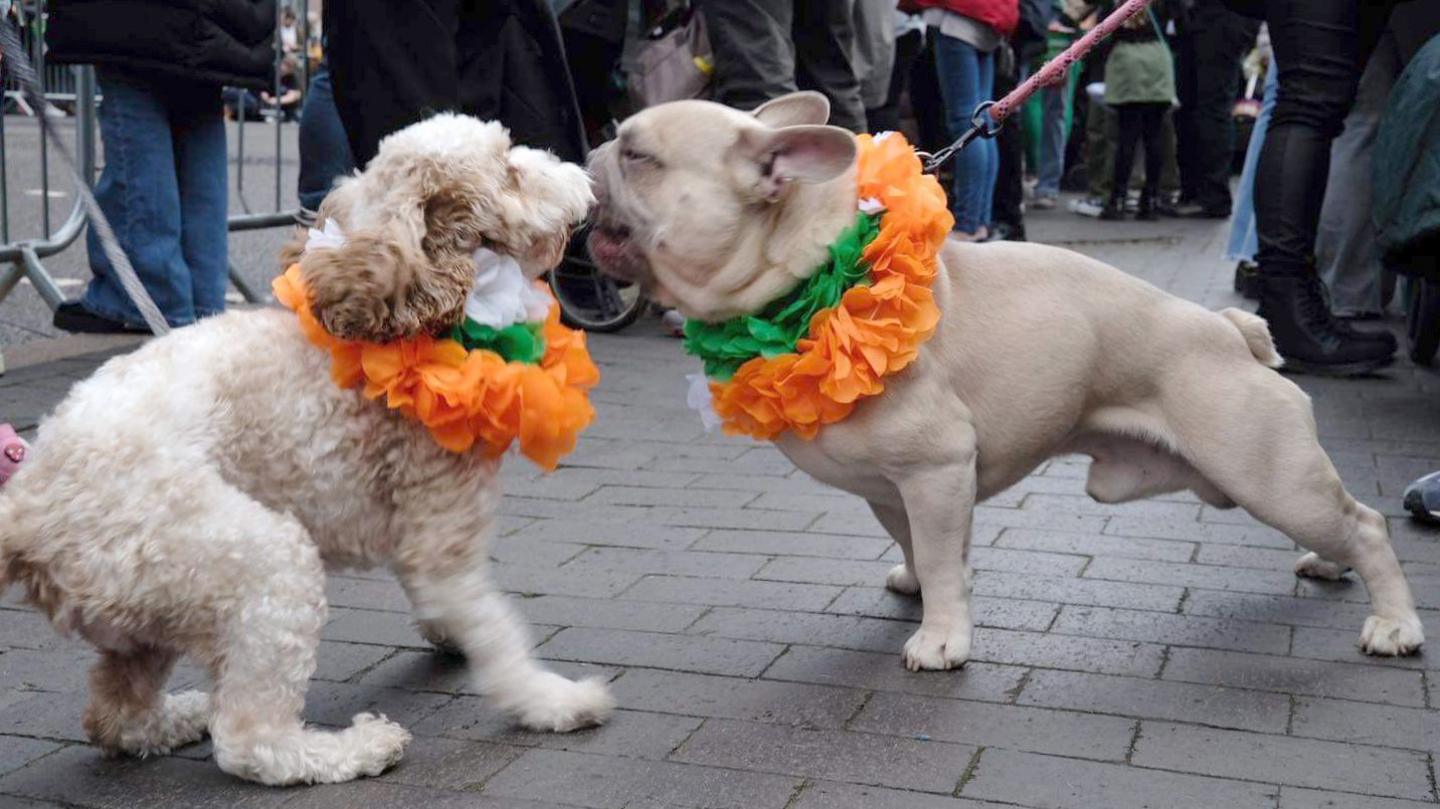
[24,0,1440,383]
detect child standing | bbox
[1099,5,1174,221]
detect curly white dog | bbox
[0,114,612,786]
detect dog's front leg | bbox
[894,448,978,671]
[398,558,614,732]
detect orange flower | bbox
[708,132,951,440]
[273,265,598,470]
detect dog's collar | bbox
[276,234,600,469]
[682,131,953,440]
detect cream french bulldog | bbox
[587,91,1423,669]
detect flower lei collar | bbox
[683,131,953,440]
[273,223,599,470]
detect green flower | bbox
[450,319,547,365]
[683,211,880,381]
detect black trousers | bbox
[991,45,1024,231]
[866,27,923,134]
[1254,0,1395,276]
[696,0,867,132]
[323,0,586,168]
[1111,102,1168,199]
[1174,0,1260,213]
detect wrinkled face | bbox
[587,93,857,321]
[299,113,593,342]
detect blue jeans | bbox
[1225,62,1278,263]
[297,65,355,212]
[1035,71,1073,199]
[933,33,997,234]
[82,69,227,327]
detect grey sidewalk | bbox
[2,209,1439,809]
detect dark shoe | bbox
[1234,261,1260,300]
[52,301,149,335]
[1099,195,1126,221]
[1136,194,1160,222]
[1404,471,1440,525]
[1167,201,1230,219]
[1257,274,1395,376]
[985,222,1027,242]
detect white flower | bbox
[463,248,553,329]
[304,219,347,252]
[686,372,722,433]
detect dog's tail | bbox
[1220,307,1283,369]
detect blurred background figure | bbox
[1171,0,1258,219]
[1097,1,1174,221]
[45,0,276,333]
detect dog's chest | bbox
[775,435,898,503]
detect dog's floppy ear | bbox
[301,228,428,342]
[752,91,831,128]
[738,124,857,203]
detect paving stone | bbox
[0,737,60,778]
[300,682,455,730]
[972,628,1165,677]
[961,748,1277,809]
[609,668,866,729]
[281,781,573,809]
[358,648,616,695]
[375,736,522,790]
[1018,493,1201,522]
[1196,544,1304,570]
[0,690,88,742]
[688,473,834,496]
[994,528,1197,562]
[671,718,971,793]
[968,547,1089,577]
[517,595,706,634]
[480,748,801,809]
[645,507,820,532]
[413,703,701,760]
[488,536,589,568]
[561,547,767,580]
[494,565,644,599]
[826,587,1059,632]
[1017,669,1290,734]
[807,511,890,537]
[688,607,915,654]
[1084,557,1298,595]
[754,557,902,587]
[1184,589,1383,631]
[973,571,1184,612]
[852,692,1136,761]
[789,781,1012,809]
[691,529,890,560]
[1290,697,1440,752]
[0,745,291,808]
[587,485,757,509]
[505,519,705,551]
[323,576,413,612]
[970,506,1107,535]
[1133,721,1432,800]
[0,649,93,694]
[1291,626,1434,669]
[1278,786,1440,809]
[1106,516,1294,548]
[1162,647,1426,706]
[536,627,785,678]
[746,492,871,515]
[621,574,843,612]
[761,646,1026,702]
[321,608,429,649]
[311,641,396,683]
[1052,605,1292,655]
[0,611,71,653]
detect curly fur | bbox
[0,113,607,786]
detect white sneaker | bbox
[1068,196,1104,218]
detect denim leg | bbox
[171,82,228,319]
[975,49,997,227]
[82,69,193,326]
[933,34,989,233]
[1036,80,1068,198]
[1225,62,1278,262]
[298,66,356,212]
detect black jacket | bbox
[46,0,277,89]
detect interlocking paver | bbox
[5,212,1440,808]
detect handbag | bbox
[626,8,713,109]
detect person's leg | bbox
[1255,0,1398,374]
[1035,80,1068,203]
[1188,1,1260,215]
[170,82,229,320]
[1105,104,1142,219]
[695,0,797,113]
[867,28,922,133]
[72,69,193,329]
[1226,61,1279,263]
[793,0,866,132]
[1316,30,1401,317]
[1137,104,1167,219]
[297,65,356,213]
[324,0,460,167]
[932,34,987,236]
[1172,7,1200,203]
[976,48,998,231]
[990,46,1023,239]
[910,31,949,153]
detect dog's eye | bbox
[621,147,659,167]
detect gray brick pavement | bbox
[3,212,1440,807]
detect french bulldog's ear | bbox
[741,124,857,202]
[751,91,831,128]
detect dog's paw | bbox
[885,564,920,596]
[507,673,615,733]
[157,690,211,750]
[1360,614,1425,656]
[902,624,970,671]
[1294,552,1350,581]
[417,620,465,657]
[341,713,412,778]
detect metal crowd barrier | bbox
[0,0,310,328]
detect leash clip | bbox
[922,101,1005,174]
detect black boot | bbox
[1099,194,1126,221]
[1136,193,1160,222]
[1257,274,1395,376]
[1233,262,1260,300]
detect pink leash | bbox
[923,0,1156,172]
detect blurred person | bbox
[854,0,899,126]
[324,0,585,169]
[913,0,1020,240]
[1246,0,1399,375]
[279,6,300,55]
[46,0,276,333]
[866,9,926,132]
[1098,3,1175,221]
[261,56,304,122]
[1033,4,1076,209]
[989,0,1051,240]
[1171,0,1259,218]
[1224,27,1274,299]
[696,0,868,132]
[296,60,355,218]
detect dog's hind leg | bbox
[84,647,208,757]
[871,501,920,596]
[206,507,410,785]
[1165,364,1422,656]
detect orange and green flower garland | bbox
[274,265,599,470]
[683,131,953,440]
